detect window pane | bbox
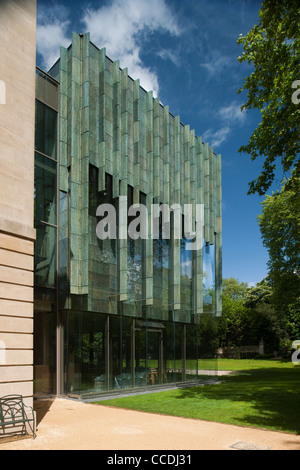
[35,100,57,159]
[203,241,215,312]
[34,153,57,225]
[180,237,193,312]
[34,287,57,396]
[34,222,57,287]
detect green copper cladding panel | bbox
[57,33,222,319]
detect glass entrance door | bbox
[134,327,164,387]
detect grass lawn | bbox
[94,359,300,435]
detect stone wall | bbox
[0,0,37,407]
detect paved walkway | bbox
[1,397,300,450]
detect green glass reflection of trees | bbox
[34,153,57,225]
[203,241,216,313]
[35,100,57,160]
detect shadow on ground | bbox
[34,399,54,426]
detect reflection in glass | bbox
[186,323,198,380]
[62,309,221,398]
[153,207,170,315]
[203,241,215,312]
[89,171,118,314]
[35,100,57,159]
[34,153,57,225]
[124,188,145,317]
[34,89,59,399]
[180,237,193,313]
[135,325,147,386]
[111,316,133,390]
[64,312,107,395]
[34,287,57,396]
[58,191,68,295]
[163,322,184,383]
[34,222,57,287]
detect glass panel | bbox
[152,206,170,319]
[64,311,81,395]
[180,237,193,313]
[113,316,133,390]
[203,241,216,313]
[186,323,198,381]
[34,222,57,287]
[34,153,57,225]
[58,191,69,299]
[163,321,175,384]
[174,323,184,382]
[64,312,107,396]
[164,321,193,384]
[147,330,162,386]
[89,171,118,314]
[36,71,59,111]
[81,314,107,394]
[135,326,148,387]
[35,100,57,159]
[109,315,122,389]
[127,238,143,306]
[34,287,57,396]
[123,187,146,318]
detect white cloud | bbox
[202,126,231,148]
[218,102,246,125]
[203,101,246,148]
[200,51,232,77]
[36,5,71,71]
[116,49,160,95]
[156,49,180,66]
[36,0,180,94]
[81,0,180,96]
[248,281,257,287]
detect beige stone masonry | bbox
[0,332,33,350]
[0,265,34,287]
[0,248,34,271]
[0,381,33,399]
[0,0,37,408]
[0,232,34,255]
[0,299,33,318]
[0,316,33,334]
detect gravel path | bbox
[0,397,299,450]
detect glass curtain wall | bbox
[63,201,218,398]
[34,68,59,397]
[55,36,221,398]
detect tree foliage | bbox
[222,277,248,301]
[219,278,255,349]
[257,175,300,313]
[237,0,300,195]
[244,278,273,308]
[219,277,283,353]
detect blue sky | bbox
[36,0,283,287]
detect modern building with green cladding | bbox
[34,32,222,399]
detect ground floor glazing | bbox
[34,305,218,399]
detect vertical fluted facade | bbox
[54,32,222,321]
